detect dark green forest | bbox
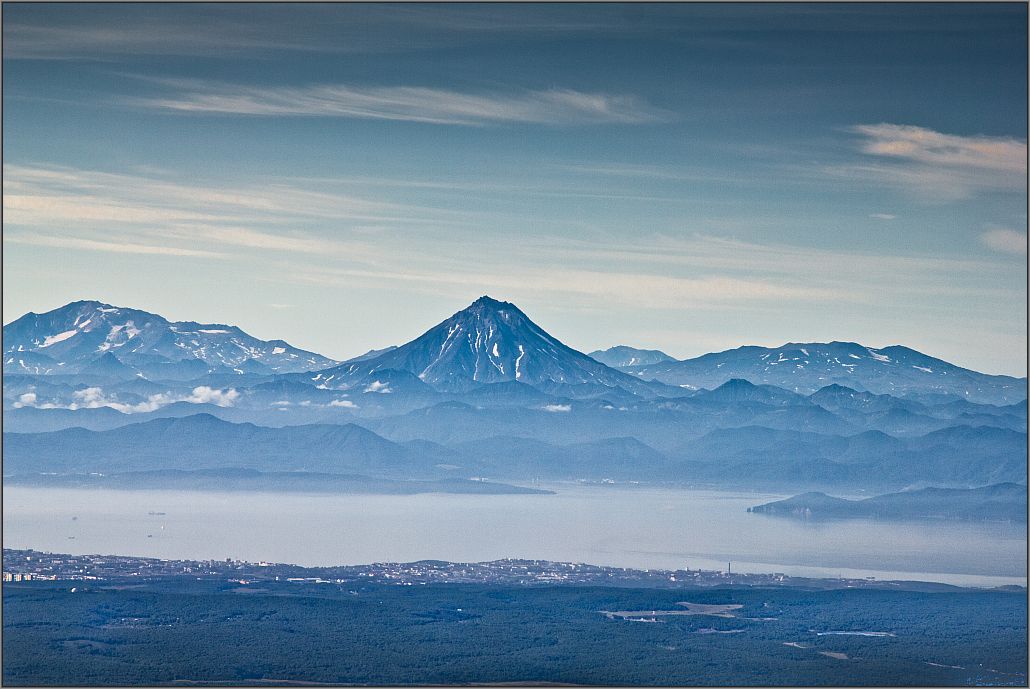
[3,580,1026,686]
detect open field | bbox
[602,602,744,620]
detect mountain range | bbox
[5,297,1024,402]
[618,342,1026,405]
[2,296,1026,495]
[5,411,1024,490]
[3,300,338,378]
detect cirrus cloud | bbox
[852,123,1027,174]
[981,228,1028,255]
[129,80,672,126]
[835,123,1028,202]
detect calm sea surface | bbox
[3,485,1025,588]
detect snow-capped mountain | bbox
[622,342,1026,405]
[3,300,338,377]
[588,345,676,368]
[303,296,669,396]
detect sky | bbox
[2,3,1027,376]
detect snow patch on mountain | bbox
[41,330,78,348]
[867,348,891,362]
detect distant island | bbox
[748,483,1027,522]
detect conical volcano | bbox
[309,296,666,396]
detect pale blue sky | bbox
[3,3,1027,374]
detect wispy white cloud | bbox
[237,225,1023,326]
[869,213,896,220]
[831,124,1028,201]
[527,233,1002,287]
[4,161,1021,357]
[275,171,687,203]
[825,163,1025,203]
[3,234,224,258]
[555,162,759,186]
[164,225,371,257]
[130,80,671,126]
[2,22,318,60]
[852,124,1027,174]
[542,404,572,413]
[558,162,702,180]
[274,250,859,311]
[3,164,446,224]
[18,385,240,414]
[981,228,1028,255]
[2,6,658,60]
[1,163,460,261]
[3,192,224,225]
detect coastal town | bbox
[2,549,979,593]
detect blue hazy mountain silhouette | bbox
[2,296,1025,498]
[750,483,1027,522]
[588,345,675,368]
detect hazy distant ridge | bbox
[750,483,1027,522]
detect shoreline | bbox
[4,547,1025,594]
